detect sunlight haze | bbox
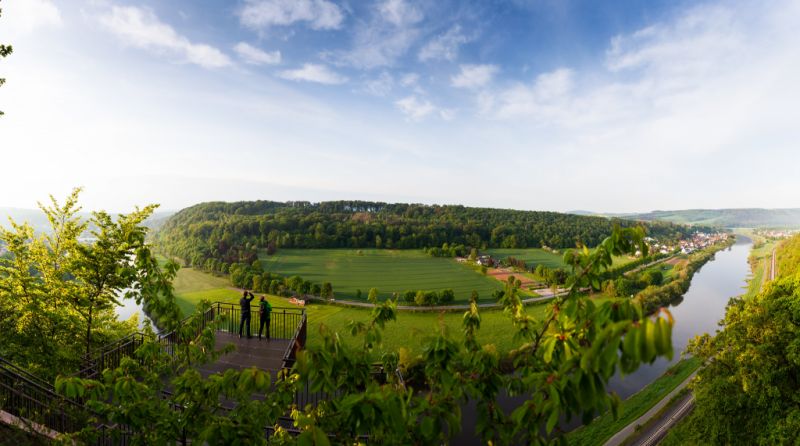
[1,0,798,212]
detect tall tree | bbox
[0,189,180,377]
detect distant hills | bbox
[0,207,175,233]
[623,209,800,228]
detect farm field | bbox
[486,248,637,268]
[258,249,503,303]
[169,269,551,356]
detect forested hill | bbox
[629,208,800,228]
[155,200,696,266]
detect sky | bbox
[0,0,799,213]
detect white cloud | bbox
[418,25,470,62]
[98,6,231,69]
[278,63,347,84]
[400,72,420,87]
[379,0,423,27]
[395,96,435,120]
[330,0,424,69]
[364,72,394,96]
[395,95,452,121]
[1,0,61,36]
[480,68,573,119]
[233,42,281,65]
[451,64,498,88]
[238,0,344,30]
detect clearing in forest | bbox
[258,249,503,303]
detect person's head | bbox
[242,290,248,297]
[260,296,265,302]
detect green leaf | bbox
[546,406,560,433]
[543,337,557,363]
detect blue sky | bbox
[0,0,798,213]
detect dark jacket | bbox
[240,293,255,314]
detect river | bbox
[456,235,753,443]
[114,238,753,442]
[115,295,152,330]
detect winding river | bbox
[456,235,753,443]
[114,237,754,442]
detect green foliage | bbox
[0,189,179,378]
[675,234,800,444]
[155,200,696,271]
[425,242,468,257]
[0,3,11,116]
[34,224,675,445]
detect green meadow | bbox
[169,266,548,356]
[258,248,503,303]
[486,248,637,269]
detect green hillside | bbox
[630,208,800,228]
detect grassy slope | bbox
[258,249,503,303]
[566,357,702,446]
[171,266,548,356]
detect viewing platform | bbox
[78,301,308,380]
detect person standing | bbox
[239,290,255,338]
[258,296,272,340]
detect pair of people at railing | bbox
[239,291,273,340]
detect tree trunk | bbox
[86,305,93,357]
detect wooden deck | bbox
[196,332,291,377]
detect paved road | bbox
[627,393,695,446]
[303,292,563,311]
[770,248,777,281]
[603,369,699,446]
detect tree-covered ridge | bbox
[630,208,800,228]
[156,200,696,267]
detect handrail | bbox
[0,357,54,391]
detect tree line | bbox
[155,200,701,269]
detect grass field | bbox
[169,266,550,356]
[566,357,702,446]
[486,248,637,269]
[258,249,503,303]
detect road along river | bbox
[456,236,753,444]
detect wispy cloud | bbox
[98,6,231,69]
[418,25,471,62]
[363,72,394,96]
[395,95,452,121]
[332,0,424,69]
[233,42,281,65]
[480,68,573,120]
[238,0,345,31]
[379,0,423,27]
[451,64,498,88]
[278,63,348,84]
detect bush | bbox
[439,289,455,304]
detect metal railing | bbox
[78,302,307,379]
[77,333,145,379]
[0,357,129,444]
[0,300,403,443]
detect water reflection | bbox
[456,236,752,444]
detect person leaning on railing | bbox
[258,296,272,341]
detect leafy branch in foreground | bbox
[56,225,674,445]
[0,2,12,116]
